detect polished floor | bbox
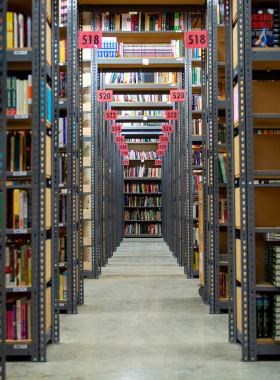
[7,239,280,379]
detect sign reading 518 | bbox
[79,31,102,49]
[185,31,208,49]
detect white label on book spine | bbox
[15,115,28,119]
[142,59,149,66]
[59,303,65,307]
[13,171,27,176]
[14,51,28,55]
[59,101,64,104]
[14,229,28,234]
[14,345,28,349]
[13,287,27,292]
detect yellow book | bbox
[60,40,65,63]
[59,274,63,299]
[13,189,20,229]
[7,12,13,48]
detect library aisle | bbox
[6,240,279,380]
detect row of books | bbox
[60,40,68,63]
[263,232,280,241]
[58,0,68,25]
[265,245,280,287]
[117,110,165,116]
[95,12,184,31]
[192,151,202,166]
[217,0,225,25]
[6,297,31,340]
[124,223,162,235]
[6,245,31,287]
[124,183,161,193]
[6,180,31,186]
[7,190,31,229]
[7,12,32,48]
[7,131,32,172]
[60,72,67,98]
[218,124,226,144]
[193,202,199,219]
[192,119,202,136]
[193,174,203,192]
[193,251,199,270]
[59,153,67,185]
[192,94,202,111]
[113,94,170,103]
[125,151,157,160]
[220,272,228,299]
[59,271,67,300]
[218,154,227,184]
[59,195,67,224]
[105,72,177,84]
[253,129,280,135]
[192,48,202,59]
[219,199,227,223]
[124,166,161,178]
[124,209,161,221]
[59,236,67,263]
[125,139,158,142]
[124,195,161,207]
[193,228,199,246]
[7,76,32,115]
[59,118,68,147]
[218,80,225,99]
[256,294,279,340]
[192,68,202,86]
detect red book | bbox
[224,201,227,223]
[21,302,26,339]
[131,14,135,31]
[219,274,223,298]
[65,39,67,62]
[158,13,162,31]
[7,299,16,340]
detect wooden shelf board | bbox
[220,298,228,302]
[257,338,280,344]
[7,48,32,51]
[6,339,31,344]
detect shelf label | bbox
[157,149,164,157]
[13,287,27,292]
[141,159,144,162]
[59,223,64,227]
[165,110,178,120]
[59,184,65,187]
[185,31,208,49]
[143,117,147,121]
[59,303,65,307]
[106,110,118,121]
[119,144,128,150]
[142,59,149,65]
[14,51,28,55]
[14,344,28,349]
[176,58,183,61]
[79,31,102,49]
[111,124,121,133]
[170,89,185,102]
[155,160,162,165]
[97,90,113,102]
[13,171,27,176]
[122,160,129,165]
[162,124,173,133]
[14,229,28,234]
[59,62,64,66]
[15,115,28,119]
[59,100,64,104]
[170,84,176,86]
[115,135,125,143]
[121,150,129,156]
[159,135,169,143]
[158,143,167,150]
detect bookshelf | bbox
[226,0,280,361]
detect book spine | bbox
[28,75,32,114]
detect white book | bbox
[102,13,105,31]
[19,192,24,228]
[19,14,24,48]
[14,13,18,48]
[23,80,28,115]
[27,17,32,47]
[23,192,28,228]
[59,118,64,147]
[122,14,127,31]
[59,154,62,184]
[127,14,131,31]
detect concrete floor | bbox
[7,239,280,379]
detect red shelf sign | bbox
[119,144,128,150]
[111,125,121,133]
[115,135,125,143]
[170,89,185,102]
[121,150,129,156]
[159,135,169,143]
[97,90,113,102]
[106,111,118,121]
[157,149,164,157]
[122,160,129,165]
[158,143,167,150]
[79,31,102,49]
[162,124,173,133]
[165,110,178,120]
[185,31,208,49]
[155,160,162,166]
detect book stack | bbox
[217,0,225,24]
[193,48,201,59]
[5,246,32,286]
[6,12,32,48]
[124,222,162,235]
[59,0,68,25]
[7,189,31,229]
[271,295,280,342]
[126,150,157,160]
[124,166,161,178]
[105,72,177,84]
[124,195,161,207]
[192,174,203,191]
[59,72,67,98]
[219,199,227,223]
[6,76,32,115]
[124,209,161,221]
[95,12,184,31]
[117,40,183,58]
[125,138,158,142]
[218,124,226,144]
[253,129,280,135]
[193,201,199,218]
[118,110,166,116]
[193,251,199,270]
[218,80,225,99]
[58,153,67,185]
[192,67,201,85]
[265,245,280,287]
[113,94,170,102]
[59,236,67,262]
[59,118,67,147]
[59,271,67,300]
[218,153,227,184]
[97,37,118,57]
[6,297,32,340]
[124,183,161,193]
[7,131,32,172]
[263,232,280,241]
[256,294,270,338]
[192,94,202,111]
[192,151,202,166]
[193,228,199,245]
[60,40,67,62]
[220,272,228,299]
[192,119,202,135]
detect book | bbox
[252,8,275,47]
[256,293,264,338]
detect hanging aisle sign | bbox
[115,135,125,143]
[111,124,121,133]
[162,124,173,133]
[157,149,164,157]
[121,150,129,156]
[155,160,162,165]
[159,135,169,143]
[97,90,113,102]
[170,89,185,102]
[185,31,208,49]
[119,144,128,150]
[158,143,167,150]
[106,110,118,120]
[165,110,178,120]
[79,31,102,49]
[122,160,129,165]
